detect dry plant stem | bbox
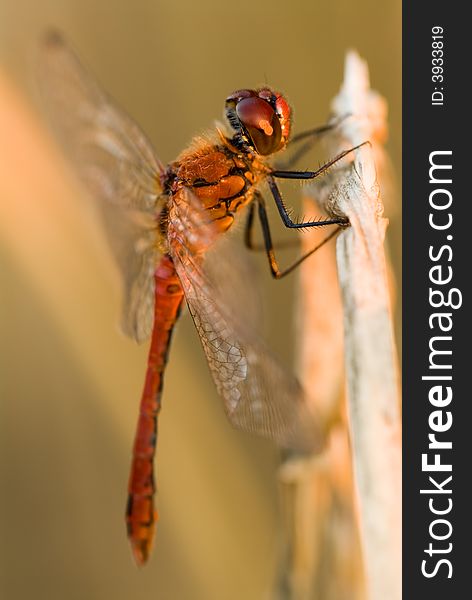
[274,147,361,600]
[335,157,401,600]
[276,51,401,600]
[276,217,364,599]
[274,203,345,600]
[277,455,331,600]
[277,427,365,600]
[296,201,345,423]
[327,52,401,600]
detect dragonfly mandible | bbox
[39,32,364,565]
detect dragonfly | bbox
[39,32,365,565]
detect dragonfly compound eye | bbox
[235,97,282,155]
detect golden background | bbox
[0,1,401,599]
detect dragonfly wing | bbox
[38,31,164,211]
[102,207,160,342]
[38,32,165,342]
[168,191,320,453]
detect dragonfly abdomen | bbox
[126,255,184,565]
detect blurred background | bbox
[0,1,400,599]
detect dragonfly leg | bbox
[267,175,349,230]
[243,200,256,248]
[244,195,299,252]
[275,114,351,169]
[271,141,370,183]
[254,194,343,279]
[268,141,370,229]
[290,113,352,145]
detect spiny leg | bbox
[275,114,351,170]
[271,141,370,181]
[253,194,343,279]
[247,142,369,274]
[244,199,256,248]
[244,195,300,252]
[268,142,370,229]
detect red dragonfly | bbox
[39,32,363,565]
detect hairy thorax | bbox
[162,132,269,240]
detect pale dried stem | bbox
[295,209,344,424]
[276,52,401,600]
[333,156,401,600]
[329,53,401,600]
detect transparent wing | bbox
[101,207,160,342]
[38,32,165,342]
[168,190,320,453]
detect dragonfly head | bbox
[225,88,292,156]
